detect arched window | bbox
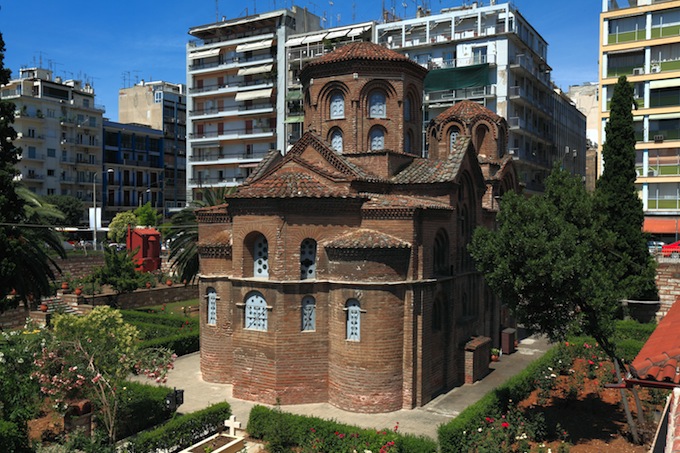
[330,92,345,119]
[206,287,218,325]
[245,291,267,331]
[370,127,385,151]
[449,126,460,153]
[404,96,412,122]
[330,128,343,153]
[345,299,361,341]
[300,238,317,279]
[253,234,269,278]
[434,229,450,276]
[432,295,446,331]
[404,130,412,153]
[301,296,316,331]
[368,91,386,118]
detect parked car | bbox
[661,241,680,258]
[648,240,665,255]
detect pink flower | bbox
[91,374,102,383]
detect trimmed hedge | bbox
[120,310,199,356]
[438,347,560,453]
[247,405,437,453]
[139,331,200,357]
[115,381,175,440]
[613,319,656,343]
[120,310,199,330]
[124,402,231,453]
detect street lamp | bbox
[93,169,114,251]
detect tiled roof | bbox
[362,193,452,211]
[198,230,232,246]
[435,100,503,124]
[391,137,469,184]
[323,228,411,249]
[130,227,160,236]
[311,41,412,67]
[243,149,283,184]
[230,169,353,199]
[630,302,680,384]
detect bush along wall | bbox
[247,405,438,453]
[124,402,231,453]
[120,310,199,356]
[114,381,176,440]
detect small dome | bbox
[434,100,502,125]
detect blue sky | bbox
[1,0,601,122]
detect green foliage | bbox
[0,419,30,453]
[108,211,137,243]
[96,247,142,294]
[124,402,232,453]
[115,381,175,440]
[121,310,200,356]
[596,76,657,301]
[134,202,162,227]
[470,168,621,353]
[613,319,656,343]
[42,194,85,226]
[247,405,437,453]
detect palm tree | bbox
[8,187,66,308]
[165,187,232,284]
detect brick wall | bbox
[655,261,680,317]
[464,336,491,384]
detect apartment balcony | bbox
[16,132,45,142]
[428,53,497,70]
[188,176,246,185]
[188,54,274,75]
[647,196,680,210]
[425,85,496,106]
[189,127,275,142]
[509,54,551,86]
[24,173,44,181]
[605,0,675,13]
[189,150,270,162]
[189,103,274,120]
[14,110,44,121]
[507,117,553,143]
[60,176,75,183]
[21,153,46,161]
[189,77,273,96]
[508,86,553,117]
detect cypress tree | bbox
[596,76,657,300]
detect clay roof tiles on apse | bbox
[230,169,354,199]
[309,41,412,67]
[392,137,469,184]
[435,99,503,124]
[630,302,680,384]
[198,230,232,246]
[323,228,411,249]
[362,193,452,211]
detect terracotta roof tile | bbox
[435,100,503,125]
[198,230,232,246]
[230,169,354,199]
[630,302,680,384]
[323,228,411,249]
[391,138,469,184]
[310,41,412,67]
[362,193,452,211]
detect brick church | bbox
[196,42,520,412]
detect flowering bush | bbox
[31,306,176,443]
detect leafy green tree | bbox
[596,75,657,301]
[134,201,162,227]
[107,211,137,243]
[469,168,625,368]
[43,194,85,226]
[96,247,141,294]
[32,306,175,443]
[166,187,232,283]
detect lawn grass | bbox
[139,299,200,317]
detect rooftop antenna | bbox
[352,1,356,21]
[215,0,219,22]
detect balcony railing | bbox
[189,77,273,94]
[189,176,245,185]
[189,151,270,162]
[189,127,275,139]
[189,54,272,71]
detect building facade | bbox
[600,0,680,239]
[102,121,164,221]
[185,7,322,201]
[0,67,104,223]
[196,42,519,412]
[374,1,587,193]
[119,81,187,215]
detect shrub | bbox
[139,331,199,356]
[613,319,656,343]
[616,338,646,363]
[247,405,437,453]
[120,310,199,356]
[121,310,199,330]
[0,420,29,453]
[115,381,175,440]
[124,402,231,453]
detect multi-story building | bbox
[102,121,164,221]
[374,1,586,193]
[0,67,104,223]
[600,0,680,240]
[185,7,322,201]
[119,81,187,215]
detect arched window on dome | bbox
[244,291,268,331]
[300,238,317,279]
[330,91,345,119]
[253,234,269,278]
[368,90,386,118]
[449,126,460,153]
[370,127,385,151]
[330,128,343,153]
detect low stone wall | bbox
[52,254,105,280]
[464,336,491,384]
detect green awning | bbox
[424,63,490,92]
[286,90,303,101]
[284,115,304,123]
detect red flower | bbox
[588,359,595,365]
[485,417,494,423]
[501,421,510,428]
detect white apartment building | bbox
[119,80,187,213]
[374,2,586,192]
[185,7,322,201]
[0,67,104,223]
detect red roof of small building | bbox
[630,302,680,384]
[435,100,503,124]
[312,41,412,66]
[130,227,161,236]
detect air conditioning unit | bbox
[654,134,664,143]
[633,67,644,75]
[651,64,661,73]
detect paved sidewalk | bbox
[134,335,551,441]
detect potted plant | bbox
[490,348,501,362]
[75,287,83,296]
